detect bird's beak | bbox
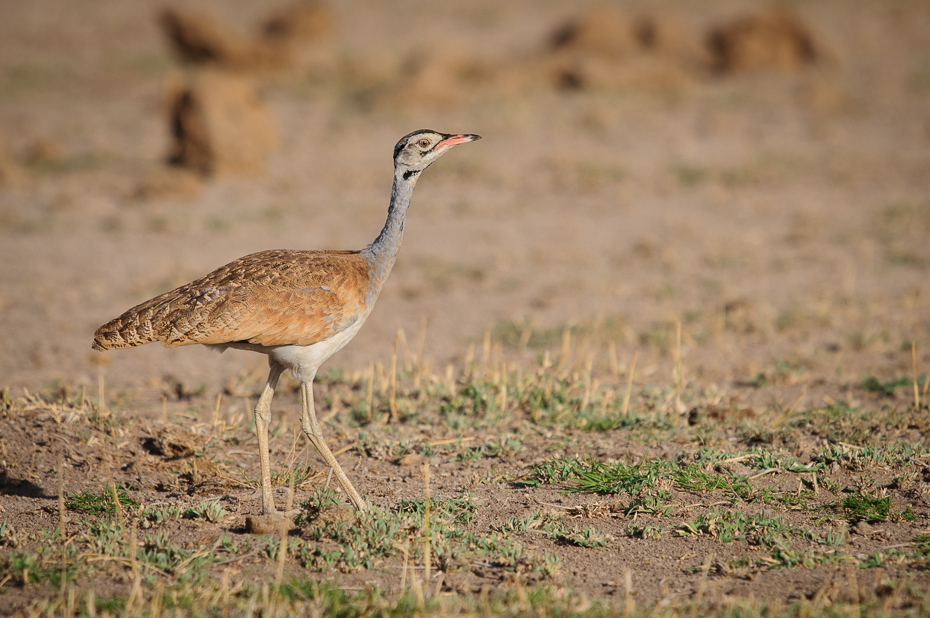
[437,133,481,149]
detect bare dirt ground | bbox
[1,0,929,615]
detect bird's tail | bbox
[92,299,169,351]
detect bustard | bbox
[93,130,480,526]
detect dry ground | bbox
[1,0,929,615]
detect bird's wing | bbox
[93,250,371,350]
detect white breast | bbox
[268,317,367,382]
[206,315,368,383]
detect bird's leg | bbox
[300,381,368,512]
[254,361,284,516]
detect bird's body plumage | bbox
[93,249,372,350]
[92,129,480,526]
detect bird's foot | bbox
[245,509,300,535]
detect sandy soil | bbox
[1,0,929,612]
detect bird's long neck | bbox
[361,167,419,290]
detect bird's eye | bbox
[417,138,431,149]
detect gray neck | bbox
[361,167,419,288]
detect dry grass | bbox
[1,330,929,616]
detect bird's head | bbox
[393,130,481,179]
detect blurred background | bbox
[0,0,928,403]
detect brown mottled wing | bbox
[93,249,370,350]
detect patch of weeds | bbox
[860,375,916,396]
[858,533,930,569]
[819,477,841,494]
[816,441,928,471]
[139,504,184,527]
[518,373,667,434]
[790,402,873,444]
[625,491,675,517]
[909,533,930,562]
[184,500,226,523]
[451,445,484,462]
[0,529,81,587]
[494,511,542,534]
[738,512,795,546]
[388,437,413,457]
[518,457,589,487]
[444,437,521,463]
[83,519,127,556]
[271,464,318,487]
[626,523,664,539]
[770,487,818,510]
[0,387,13,412]
[814,525,847,547]
[486,436,524,457]
[87,399,131,434]
[464,530,558,576]
[520,378,582,427]
[529,513,610,548]
[138,532,216,581]
[299,506,404,572]
[408,437,448,459]
[0,520,21,547]
[859,550,889,569]
[767,543,822,569]
[544,521,610,548]
[265,537,302,562]
[676,509,825,569]
[91,596,127,615]
[1,548,74,587]
[523,455,759,501]
[692,448,735,467]
[440,380,509,430]
[66,483,139,515]
[571,459,673,495]
[397,494,479,526]
[835,490,897,523]
[674,463,730,492]
[298,486,343,522]
[578,412,623,432]
[299,490,559,578]
[745,448,822,473]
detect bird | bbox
[92,129,480,528]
